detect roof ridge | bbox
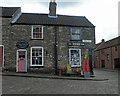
[21,12,85,17]
[104,36,120,44]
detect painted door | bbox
[17,50,27,72]
[0,46,4,67]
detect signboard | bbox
[83,49,89,72]
[16,41,29,49]
[67,64,72,74]
[82,40,92,43]
[58,55,67,61]
[68,42,84,46]
[83,60,89,72]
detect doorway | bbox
[0,45,4,68]
[101,60,105,68]
[17,49,27,72]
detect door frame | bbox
[0,45,4,68]
[16,49,27,72]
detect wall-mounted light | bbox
[11,32,14,35]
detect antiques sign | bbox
[68,42,84,46]
[16,41,29,49]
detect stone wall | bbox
[56,26,95,74]
[2,22,95,74]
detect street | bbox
[2,68,119,94]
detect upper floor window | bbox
[101,49,104,54]
[32,26,43,39]
[107,54,109,61]
[71,27,81,40]
[96,56,98,61]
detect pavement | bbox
[1,68,117,81]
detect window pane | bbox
[38,48,42,54]
[32,57,36,65]
[33,28,36,33]
[33,33,36,38]
[36,33,40,38]
[32,48,36,56]
[36,57,39,65]
[36,49,39,56]
[40,27,42,32]
[39,57,42,65]
[19,52,25,58]
[36,27,39,32]
[39,33,42,38]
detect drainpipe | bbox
[54,26,58,75]
[111,47,113,69]
[99,50,100,68]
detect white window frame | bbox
[31,26,44,39]
[31,47,44,66]
[69,48,81,67]
[71,27,82,40]
[0,45,4,68]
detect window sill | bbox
[30,66,44,68]
[71,65,81,68]
[31,39,44,40]
[70,40,82,41]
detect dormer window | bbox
[71,27,81,40]
[32,26,43,39]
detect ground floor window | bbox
[69,48,81,67]
[31,47,44,66]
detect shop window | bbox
[69,48,81,67]
[107,54,109,61]
[31,47,44,66]
[71,27,81,40]
[32,26,43,39]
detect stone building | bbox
[1,1,95,75]
[94,36,120,69]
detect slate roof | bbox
[95,36,120,51]
[13,13,95,27]
[0,7,20,17]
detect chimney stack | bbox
[49,0,57,17]
[101,39,105,42]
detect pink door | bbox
[17,50,27,72]
[0,46,3,67]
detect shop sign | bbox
[58,55,67,61]
[16,41,29,49]
[83,60,89,72]
[83,49,89,72]
[82,40,92,43]
[58,55,67,58]
[68,42,84,46]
